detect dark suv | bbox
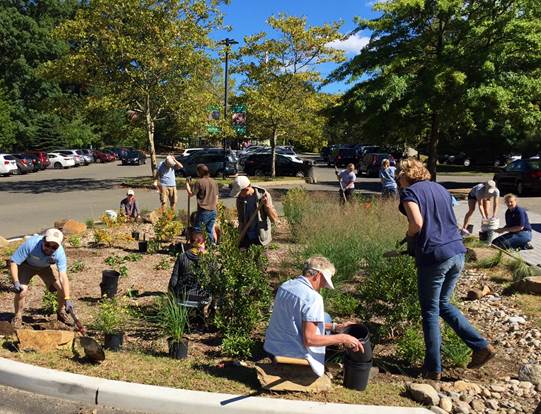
[176,150,238,177]
[358,153,395,177]
[121,150,146,165]
[328,147,360,167]
[243,153,311,177]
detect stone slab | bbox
[16,329,75,352]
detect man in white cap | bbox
[264,256,363,377]
[230,176,278,248]
[9,228,74,328]
[462,180,500,235]
[120,188,140,221]
[154,154,183,211]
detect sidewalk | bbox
[453,201,541,267]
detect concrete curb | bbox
[0,358,430,414]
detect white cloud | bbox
[326,33,370,55]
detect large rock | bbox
[61,219,87,235]
[452,380,481,395]
[439,397,453,412]
[470,399,485,412]
[519,276,541,295]
[406,383,440,406]
[144,208,163,225]
[255,363,332,393]
[0,236,9,248]
[453,401,470,414]
[518,364,541,386]
[16,329,74,352]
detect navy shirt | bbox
[400,181,466,266]
[505,206,531,232]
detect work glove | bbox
[406,234,417,258]
[64,300,74,314]
[13,281,22,294]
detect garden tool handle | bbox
[68,308,86,335]
[274,356,310,366]
[238,202,264,246]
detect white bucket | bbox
[104,210,118,222]
[480,218,499,244]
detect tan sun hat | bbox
[230,176,251,197]
[44,228,64,245]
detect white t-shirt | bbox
[471,183,500,201]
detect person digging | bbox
[9,228,75,329]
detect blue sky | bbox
[211,0,378,94]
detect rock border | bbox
[0,357,430,414]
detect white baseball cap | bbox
[486,180,497,194]
[44,228,64,245]
[127,189,135,196]
[230,176,251,197]
[304,257,335,289]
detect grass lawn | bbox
[122,176,304,189]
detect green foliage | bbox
[197,221,271,359]
[221,335,254,360]
[85,219,95,229]
[477,250,503,269]
[283,188,310,239]
[147,239,161,254]
[69,260,85,273]
[323,290,359,318]
[104,254,124,268]
[92,298,130,335]
[67,235,81,248]
[124,253,143,262]
[397,325,425,365]
[154,257,172,271]
[155,293,189,342]
[154,209,182,243]
[42,289,59,316]
[119,265,128,278]
[508,255,535,282]
[442,326,471,368]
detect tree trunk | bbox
[271,128,277,178]
[427,111,439,181]
[146,111,157,178]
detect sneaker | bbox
[468,344,495,369]
[524,242,534,250]
[11,316,22,329]
[460,228,471,237]
[56,309,74,327]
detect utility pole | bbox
[217,38,238,178]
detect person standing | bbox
[336,163,356,203]
[154,155,183,211]
[380,159,397,198]
[492,194,533,250]
[397,158,494,380]
[230,176,278,248]
[120,189,140,221]
[9,228,74,328]
[462,180,500,235]
[186,164,219,243]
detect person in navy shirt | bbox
[9,228,74,328]
[398,158,494,380]
[492,194,533,250]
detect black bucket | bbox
[100,270,120,298]
[343,357,372,391]
[168,338,188,359]
[138,240,148,253]
[343,324,372,362]
[479,231,488,242]
[104,333,123,351]
[131,231,140,241]
[466,224,474,234]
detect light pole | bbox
[217,38,238,149]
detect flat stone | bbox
[16,329,75,352]
[518,364,541,386]
[486,399,499,410]
[0,236,9,248]
[61,219,87,235]
[406,383,440,406]
[470,400,485,412]
[453,380,482,395]
[439,396,453,412]
[506,316,526,325]
[453,400,470,414]
[255,363,332,392]
[489,384,507,393]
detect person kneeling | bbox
[263,256,363,377]
[493,194,533,250]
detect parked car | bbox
[80,149,95,164]
[0,154,18,176]
[94,149,116,163]
[176,149,237,177]
[358,153,394,177]
[24,153,43,172]
[104,147,131,159]
[12,154,35,174]
[439,152,521,168]
[493,159,541,196]
[26,150,50,169]
[180,148,205,158]
[47,152,76,169]
[52,149,85,166]
[243,153,310,177]
[121,150,147,165]
[328,147,360,167]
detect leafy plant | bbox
[100,211,128,228]
[105,254,125,268]
[93,228,113,247]
[155,293,189,342]
[147,239,161,254]
[67,235,81,248]
[442,326,471,368]
[119,265,129,278]
[42,289,58,315]
[508,255,535,282]
[154,257,172,271]
[154,208,183,243]
[69,260,86,273]
[477,250,503,269]
[124,253,143,262]
[221,334,254,359]
[85,218,95,229]
[92,298,130,335]
[397,325,424,365]
[323,290,358,318]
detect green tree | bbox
[331,0,541,178]
[47,0,226,176]
[235,14,344,176]
[0,86,16,150]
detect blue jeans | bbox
[418,253,488,373]
[194,209,217,243]
[492,230,532,250]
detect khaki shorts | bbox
[160,186,177,207]
[18,262,58,289]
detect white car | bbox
[0,154,18,176]
[48,152,76,169]
[52,149,85,166]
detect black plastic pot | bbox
[343,357,372,391]
[167,337,188,359]
[343,324,372,362]
[104,332,123,351]
[100,270,120,299]
[466,224,474,234]
[131,231,140,241]
[138,240,148,253]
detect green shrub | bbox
[508,255,535,282]
[85,218,95,229]
[154,209,183,243]
[397,325,424,365]
[42,289,58,315]
[197,221,271,359]
[323,290,359,318]
[477,250,503,268]
[67,235,81,248]
[221,334,254,359]
[124,253,143,262]
[155,293,189,342]
[92,298,130,335]
[154,257,172,271]
[119,264,128,278]
[147,239,160,254]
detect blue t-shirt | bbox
[505,206,531,232]
[264,276,326,376]
[11,236,67,272]
[157,161,176,187]
[380,167,397,189]
[399,180,466,266]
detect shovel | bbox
[335,166,348,204]
[68,308,105,363]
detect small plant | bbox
[69,260,86,273]
[154,208,183,243]
[221,334,254,359]
[85,218,95,229]
[442,326,471,368]
[154,257,172,271]
[42,289,59,315]
[156,293,189,342]
[508,255,535,282]
[105,254,125,268]
[100,211,128,228]
[119,264,129,278]
[397,325,424,365]
[124,253,143,262]
[147,239,161,254]
[93,228,114,247]
[92,298,130,335]
[477,250,503,269]
[67,235,81,248]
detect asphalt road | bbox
[0,158,539,238]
